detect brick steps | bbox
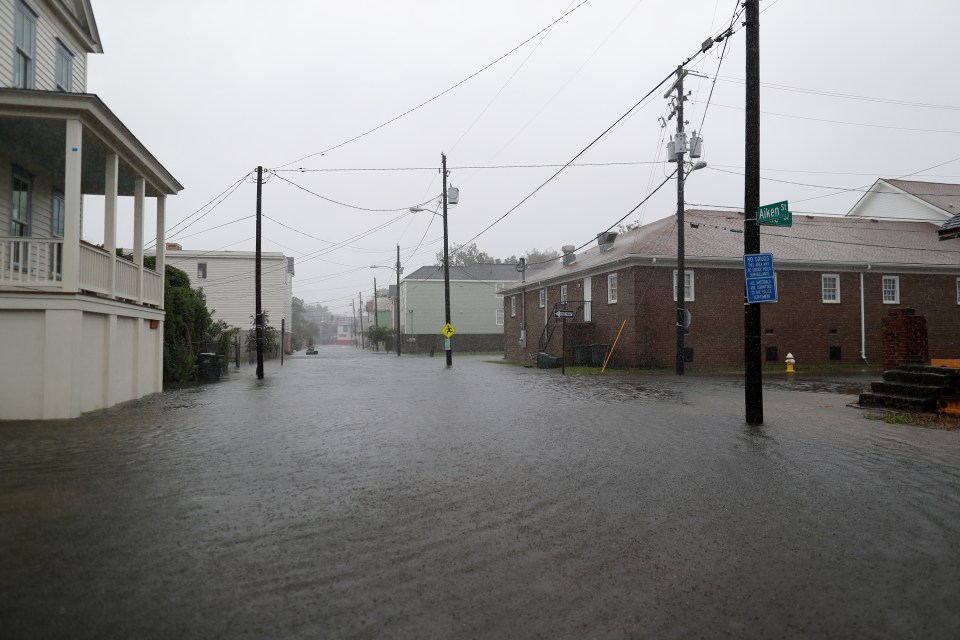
[859,365,960,413]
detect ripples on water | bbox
[1,350,958,639]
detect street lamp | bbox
[410,152,458,368]
[676,159,707,375]
[370,243,404,357]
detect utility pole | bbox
[255,166,264,379]
[672,66,687,376]
[358,291,366,350]
[351,299,357,348]
[516,258,527,348]
[280,318,285,365]
[441,152,453,368]
[396,244,402,357]
[373,277,379,326]
[744,0,763,425]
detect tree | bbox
[525,248,560,264]
[436,242,494,266]
[366,325,393,352]
[245,311,280,357]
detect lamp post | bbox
[410,152,458,367]
[370,243,403,357]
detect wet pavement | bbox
[2,347,958,639]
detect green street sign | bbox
[757,200,792,227]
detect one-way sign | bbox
[555,310,575,319]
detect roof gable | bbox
[44,0,102,53]
[846,178,959,221]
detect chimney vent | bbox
[165,242,182,251]
[561,245,576,266]
[597,231,618,252]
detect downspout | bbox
[860,270,868,363]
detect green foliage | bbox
[160,264,212,383]
[290,296,323,350]
[366,325,393,351]
[245,311,280,356]
[525,248,560,264]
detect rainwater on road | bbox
[2,347,958,639]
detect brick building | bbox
[501,209,960,369]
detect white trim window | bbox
[560,284,568,303]
[821,274,840,303]
[55,39,74,91]
[510,296,516,317]
[495,282,505,298]
[539,288,546,308]
[607,273,618,304]
[672,270,694,302]
[14,1,37,89]
[11,169,32,267]
[882,275,900,304]
[495,308,504,325]
[197,262,207,279]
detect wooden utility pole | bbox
[674,66,687,376]
[744,0,763,424]
[255,166,264,379]
[358,291,365,350]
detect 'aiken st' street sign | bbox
[757,200,792,227]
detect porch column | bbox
[133,177,145,304]
[104,153,119,298]
[156,195,166,308]
[62,119,83,292]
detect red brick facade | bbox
[504,265,960,369]
[881,309,929,371]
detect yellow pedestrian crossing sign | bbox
[441,323,456,338]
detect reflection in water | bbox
[1,351,958,639]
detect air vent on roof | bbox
[597,231,618,252]
[562,244,576,266]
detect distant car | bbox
[306,347,318,355]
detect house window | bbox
[11,170,32,266]
[55,39,74,91]
[882,276,900,304]
[608,273,618,304]
[956,278,960,305]
[539,288,546,308]
[510,296,516,317]
[495,282,505,298]
[560,284,568,303]
[197,263,207,279]
[495,308,504,325]
[14,1,37,89]
[672,270,694,302]
[51,190,64,276]
[821,274,840,303]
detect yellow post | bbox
[601,319,628,373]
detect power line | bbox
[271,172,440,213]
[704,102,960,135]
[272,0,595,169]
[146,173,249,249]
[706,166,960,196]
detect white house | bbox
[399,263,521,353]
[846,178,960,222]
[0,0,182,420]
[158,244,294,350]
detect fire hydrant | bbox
[785,352,796,373]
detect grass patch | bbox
[864,411,960,430]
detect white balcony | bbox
[1,237,163,307]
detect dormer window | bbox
[14,1,37,89]
[56,40,74,91]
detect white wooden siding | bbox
[0,2,13,87]
[848,182,950,221]
[162,252,292,333]
[401,278,507,334]
[2,0,88,91]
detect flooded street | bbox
[2,348,959,639]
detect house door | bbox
[583,277,592,321]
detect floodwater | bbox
[2,348,958,639]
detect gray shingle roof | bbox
[405,263,531,282]
[885,179,960,216]
[505,209,957,291]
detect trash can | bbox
[574,345,592,366]
[537,352,562,369]
[591,344,609,367]
[197,352,221,382]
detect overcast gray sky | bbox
[83,0,960,315]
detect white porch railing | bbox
[0,237,63,287]
[2,237,163,307]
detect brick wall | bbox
[501,265,959,368]
[881,308,929,371]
